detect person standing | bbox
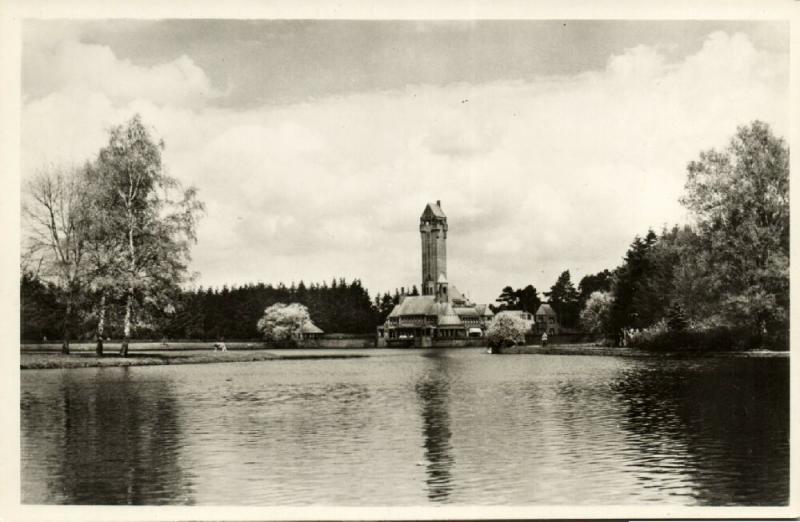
[541,332,548,346]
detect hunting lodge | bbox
[377,201,494,347]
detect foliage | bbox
[544,271,581,329]
[490,284,542,315]
[486,313,527,349]
[627,322,759,352]
[89,114,204,355]
[256,303,311,346]
[577,270,613,308]
[20,271,64,341]
[680,120,789,346]
[579,291,614,337]
[666,302,689,331]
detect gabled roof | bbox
[437,273,448,284]
[536,304,557,316]
[421,201,446,220]
[300,321,324,334]
[448,284,465,303]
[388,296,438,317]
[475,304,494,317]
[438,314,463,326]
[453,306,479,317]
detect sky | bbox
[21,20,789,304]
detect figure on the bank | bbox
[541,332,548,346]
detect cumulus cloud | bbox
[24,38,222,107]
[21,30,788,303]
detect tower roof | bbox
[421,201,446,220]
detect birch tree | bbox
[93,115,204,356]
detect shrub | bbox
[627,320,761,352]
[486,314,527,350]
[256,302,311,347]
[580,291,613,338]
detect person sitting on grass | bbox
[213,339,228,352]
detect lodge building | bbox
[378,201,494,347]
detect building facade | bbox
[534,304,560,335]
[378,201,494,347]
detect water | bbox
[20,348,789,506]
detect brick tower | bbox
[420,200,448,297]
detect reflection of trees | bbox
[415,351,455,502]
[53,368,193,504]
[612,359,789,505]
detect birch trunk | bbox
[120,209,135,357]
[120,294,132,356]
[96,293,106,356]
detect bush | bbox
[256,302,311,347]
[486,314,527,350]
[627,321,761,352]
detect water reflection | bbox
[415,351,455,502]
[612,359,789,505]
[22,368,193,504]
[20,352,789,506]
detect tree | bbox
[579,291,613,338]
[578,270,613,306]
[92,115,204,356]
[486,314,527,350]
[22,165,92,353]
[666,302,689,332]
[680,121,789,346]
[257,302,311,346]
[545,271,581,329]
[517,285,542,315]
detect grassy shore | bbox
[497,343,789,357]
[20,342,369,370]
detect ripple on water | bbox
[20,351,789,506]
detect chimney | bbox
[436,199,441,208]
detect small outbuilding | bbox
[299,320,324,340]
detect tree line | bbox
[490,121,789,350]
[22,118,788,352]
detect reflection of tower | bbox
[415,353,454,502]
[420,201,447,296]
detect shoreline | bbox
[496,343,789,358]
[20,349,369,370]
[20,341,788,370]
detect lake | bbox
[20,348,789,506]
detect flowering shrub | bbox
[486,314,527,350]
[256,302,311,347]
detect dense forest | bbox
[21,275,379,341]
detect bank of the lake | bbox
[497,343,789,358]
[20,343,369,370]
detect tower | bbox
[420,200,447,297]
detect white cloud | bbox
[21,31,789,303]
[24,38,222,108]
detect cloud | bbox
[21,30,789,303]
[24,37,222,108]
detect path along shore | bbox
[20,341,787,370]
[20,342,368,370]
